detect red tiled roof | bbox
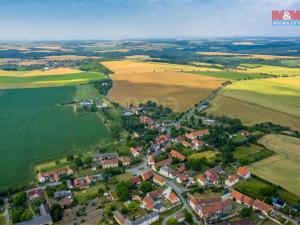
[231,190,254,206]
[237,166,250,177]
[142,170,153,180]
[153,174,166,184]
[131,175,142,184]
[253,199,273,214]
[186,129,209,139]
[201,199,231,217]
[143,196,156,210]
[147,188,163,198]
[170,150,186,161]
[169,192,179,203]
[102,158,119,165]
[153,158,172,170]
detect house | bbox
[147,154,155,165]
[197,199,232,220]
[237,166,251,179]
[131,175,142,185]
[159,166,174,178]
[181,140,192,147]
[37,167,73,183]
[73,176,91,189]
[197,175,207,186]
[93,152,119,161]
[240,130,250,137]
[225,175,239,187]
[15,214,53,225]
[176,174,189,184]
[66,179,74,189]
[113,211,159,225]
[152,158,172,171]
[155,135,169,145]
[102,159,119,169]
[175,212,185,223]
[253,199,273,215]
[176,163,186,174]
[272,197,286,209]
[204,170,219,185]
[153,174,166,186]
[130,147,140,157]
[185,129,209,140]
[231,190,255,207]
[54,190,72,199]
[142,171,153,181]
[26,188,43,200]
[168,192,180,204]
[140,116,155,126]
[119,156,131,166]
[192,139,205,150]
[143,196,156,210]
[147,188,164,199]
[170,150,186,161]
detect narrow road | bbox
[126,159,149,176]
[4,198,11,225]
[167,180,201,224]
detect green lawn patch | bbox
[190,71,265,80]
[234,144,273,165]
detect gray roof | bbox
[15,214,52,225]
[93,152,119,160]
[160,165,173,174]
[125,212,159,225]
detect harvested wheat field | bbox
[102,60,219,74]
[0,67,81,77]
[206,77,300,131]
[108,71,224,112]
[250,134,300,196]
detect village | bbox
[2,102,299,225]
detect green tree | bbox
[116,181,133,201]
[184,210,193,224]
[20,209,33,221]
[12,192,27,208]
[50,204,63,222]
[240,207,252,218]
[140,181,153,194]
[84,156,92,166]
[167,218,180,225]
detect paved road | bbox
[126,159,149,176]
[274,210,299,225]
[167,180,202,224]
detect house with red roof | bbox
[191,139,205,150]
[102,158,119,169]
[147,154,155,165]
[37,167,73,183]
[26,188,43,200]
[142,170,153,181]
[74,176,91,189]
[170,150,186,161]
[231,190,255,207]
[147,188,164,199]
[253,200,274,215]
[204,170,219,185]
[153,174,166,186]
[185,129,209,140]
[143,196,156,210]
[131,175,142,185]
[130,147,140,157]
[176,174,189,184]
[119,156,131,166]
[225,175,239,187]
[140,116,155,126]
[168,192,180,204]
[237,166,251,179]
[152,158,172,171]
[197,175,207,186]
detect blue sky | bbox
[0,0,300,40]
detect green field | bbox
[234,144,273,165]
[0,86,111,187]
[242,64,300,76]
[235,177,300,206]
[0,214,6,225]
[0,72,105,89]
[191,71,266,80]
[206,76,300,131]
[250,134,300,197]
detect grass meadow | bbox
[0,86,111,187]
[206,77,300,131]
[242,64,300,76]
[190,71,266,80]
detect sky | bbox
[0,0,300,40]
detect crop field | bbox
[241,64,300,76]
[0,71,105,89]
[102,60,219,74]
[0,86,111,187]
[44,55,100,61]
[206,77,300,131]
[190,71,266,80]
[197,52,299,59]
[249,134,300,197]
[108,71,224,112]
[0,68,81,76]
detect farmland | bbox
[0,71,106,89]
[249,134,300,197]
[206,76,300,131]
[103,60,225,111]
[190,71,266,80]
[0,86,111,187]
[241,64,300,76]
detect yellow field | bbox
[206,77,300,131]
[102,60,219,74]
[187,151,216,161]
[108,71,224,112]
[242,64,300,76]
[44,55,100,61]
[197,52,299,60]
[250,134,300,196]
[0,67,81,77]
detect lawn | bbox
[0,71,105,89]
[74,182,105,204]
[0,86,112,187]
[235,177,300,206]
[0,214,6,225]
[190,71,266,80]
[206,76,300,131]
[234,144,273,165]
[187,151,217,161]
[250,134,300,197]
